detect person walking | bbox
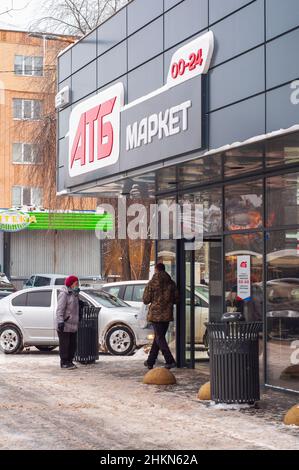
[143,263,179,370]
[56,275,80,370]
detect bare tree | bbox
[0,0,29,17]
[31,0,131,36]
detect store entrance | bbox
[181,239,222,368]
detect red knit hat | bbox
[65,275,79,287]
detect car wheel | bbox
[36,346,57,352]
[105,325,135,356]
[0,325,23,354]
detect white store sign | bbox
[237,255,251,301]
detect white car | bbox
[0,287,153,356]
[102,280,209,347]
[101,280,149,308]
[23,274,68,288]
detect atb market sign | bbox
[66,31,214,187]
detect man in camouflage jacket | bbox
[143,263,179,369]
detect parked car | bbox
[101,280,149,308]
[23,274,68,288]
[0,287,153,356]
[102,280,210,347]
[0,273,16,293]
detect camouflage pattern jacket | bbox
[143,271,179,323]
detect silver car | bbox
[0,287,153,356]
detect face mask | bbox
[69,286,80,294]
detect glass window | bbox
[123,286,133,301]
[132,285,146,302]
[23,187,31,206]
[12,143,22,163]
[12,186,21,206]
[34,276,50,287]
[266,230,299,392]
[13,99,22,119]
[25,276,35,287]
[13,99,42,120]
[225,233,263,322]
[225,181,263,231]
[224,142,264,177]
[54,278,66,286]
[106,286,122,298]
[267,173,299,228]
[27,291,52,307]
[12,293,27,306]
[14,55,43,76]
[180,188,222,235]
[86,290,127,308]
[266,133,299,168]
[23,100,32,119]
[178,154,222,189]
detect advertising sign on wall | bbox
[65,31,214,188]
[237,255,251,301]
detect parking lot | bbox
[0,348,299,450]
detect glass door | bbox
[182,240,222,368]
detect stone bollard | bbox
[283,405,299,426]
[143,367,176,385]
[198,381,211,401]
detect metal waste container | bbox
[75,306,100,364]
[206,317,262,404]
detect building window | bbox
[225,180,263,231]
[13,99,42,120]
[12,143,40,164]
[14,55,43,76]
[12,186,42,207]
[267,173,299,228]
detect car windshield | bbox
[83,290,129,308]
[194,285,209,302]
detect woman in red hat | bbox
[56,275,80,369]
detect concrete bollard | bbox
[143,367,176,385]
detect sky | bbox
[0,0,40,30]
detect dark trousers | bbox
[148,322,175,366]
[58,331,77,366]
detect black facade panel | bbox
[209,94,265,149]
[209,46,265,111]
[72,30,97,73]
[164,0,208,50]
[209,0,254,24]
[128,17,163,71]
[266,28,299,90]
[127,55,164,103]
[97,7,127,56]
[127,0,163,35]
[266,0,299,40]
[97,41,127,88]
[211,0,264,67]
[267,83,299,132]
[58,49,72,83]
[72,61,97,103]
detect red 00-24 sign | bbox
[171,49,204,79]
[167,31,214,88]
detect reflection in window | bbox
[225,233,263,323]
[178,153,222,188]
[190,190,222,235]
[266,230,299,392]
[224,143,264,177]
[266,132,299,168]
[267,173,299,227]
[225,181,263,231]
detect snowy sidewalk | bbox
[0,348,298,450]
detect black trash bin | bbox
[206,318,262,404]
[75,306,100,364]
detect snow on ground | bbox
[0,347,298,450]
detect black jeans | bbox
[147,322,175,367]
[58,331,77,366]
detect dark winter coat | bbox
[143,271,179,323]
[56,286,80,333]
